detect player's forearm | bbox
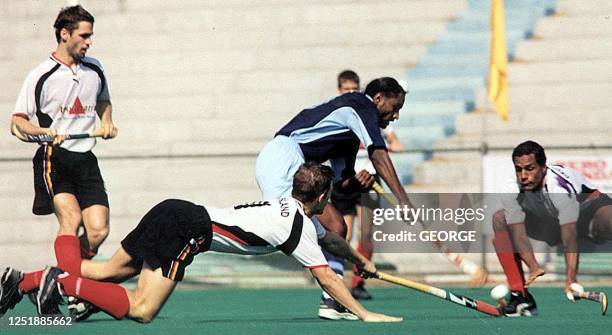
[311,267,368,319]
[97,100,113,122]
[11,116,50,135]
[564,252,579,284]
[508,224,540,271]
[561,223,579,283]
[370,149,410,205]
[319,232,366,267]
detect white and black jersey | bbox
[12,53,110,152]
[206,197,329,268]
[502,165,597,226]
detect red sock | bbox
[492,231,526,294]
[351,241,374,288]
[18,270,44,293]
[54,235,82,276]
[58,273,130,319]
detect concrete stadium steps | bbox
[534,15,612,39]
[118,0,467,25]
[411,152,482,186]
[498,83,612,111]
[2,241,58,272]
[509,60,612,85]
[9,21,444,62]
[428,30,529,56]
[436,131,611,150]
[0,0,473,276]
[407,76,485,91]
[0,0,464,40]
[408,64,488,79]
[455,111,612,135]
[0,61,406,100]
[398,109,464,129]
[0,138,264,161]
[394,126,450,150]
[0,119,275,157]
[447,15,541,32]
[515,38,612,61]
[404,183,481,194]
[555,0,612,15]
[0,0,122,19]
[0,156,257,198]
[388,152,427,185]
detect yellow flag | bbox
[488,0,509,121]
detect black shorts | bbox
[121,199,213,282]
[331,188,360,216]
[525,192,612,246]
[577,192,612,243]
[32,144,109,215]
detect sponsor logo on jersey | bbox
[61,97,95,117]
[69,97,85,115]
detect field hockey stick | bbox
[371,182,488,284]
[573,291,608,316]
[12,124,104,143]
[373,271,501,317]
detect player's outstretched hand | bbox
[565,282,584,302]
[524,267,545,287]
[362,312,403,323]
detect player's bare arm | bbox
[309,266,402,322]
[10,115,65,145]
[319,232,375,273]
[11,115,57,137]
[560,222,579,294]
[508,223,545,286]
[96,100,118,139]
[370,148,412,207]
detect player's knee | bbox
[57,210,83,232]
[129,297,157,323]
[87,225,109,244]
[491,210,507,231]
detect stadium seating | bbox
[393,0,557,181]
[406,0,612,273]
[0,0,466,272]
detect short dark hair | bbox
[512,141,546,165]
[291,162,334,203]
[364,77,405,98]
[54,5,94,43]
[337,70,360,88]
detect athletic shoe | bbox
[68,297,100,322]
[502,291,538,317]
[318,297,359,320]
[0,267,24,317]
[27,290,38,305]
[350,283,373,300]
[37,267,65,315]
